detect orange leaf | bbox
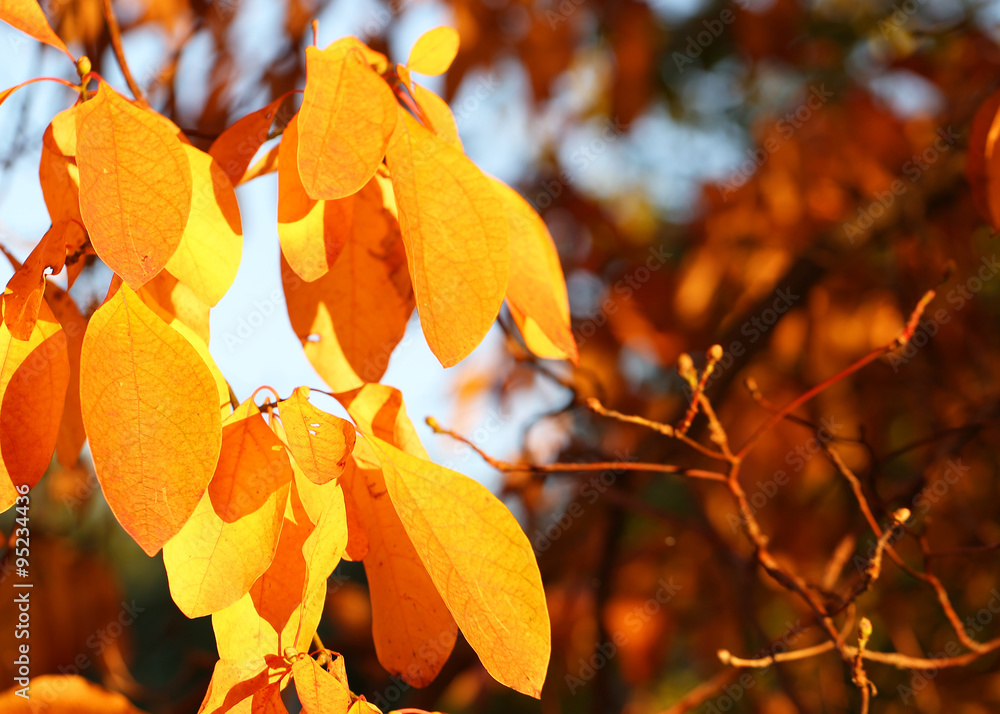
[0,0,73,60]
[367,437,550,697]
[79,283,223,555]
[386,110,509,366]
[297,38,398,200]
[198,658,288,714]
[345,446,456,686]
[44,282,87,468]
[164,143,243,306]
[210,92,294,185]
[967,88,1000,229]
[493,179,577,362]
[406,26,460,76]
[335,383,426,458]
[3,219,84,340]
[0,298,68,511]
[282,177,413,386]
[278,114,351,281]
[412,83,461,151]
[139,269,213,346]
[0,675,147,713]
[212,470,336,661]
[76,82,192,289]
[292,656,352,714]
[163,398,292,617]
[278,387,355,485]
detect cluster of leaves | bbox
[0,2,579,711]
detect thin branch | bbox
[102,0,148,106]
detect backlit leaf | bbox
[412,83,461,151]
[493,179,577,362]
[278,387,355,485]
[406,27,460,76]
[368,436,550,697]
[0,298,68,511]
[282,177,413,385]
[44,282,86,468]
[79,283,222,555]
[210,92,294,185]
[297,38,398,200]
[0,0,73,59]
[345,446,456,686]
[198,658,287,714]
[76,82,192,289]
[164,143,243,306]
[386,110,509,366]
[278,114,351,282]
[292,656,352,714]
[163,398,292,617]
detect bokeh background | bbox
[2,0,1000,712]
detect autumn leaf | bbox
[967,88,1000,230]
[0,0,73,60]
[0,298,69,511]
[3,219,85,340]
[139,269,213,346]
[163,398,292,617]
[292,656,352,714]
[282,176,413,386]
[367,436,550,697]
[297,38,398,200]
[44,281,87,468]
[198,657,288,714]
[278,114,351,282]
[386,109,509,366]
[345,446,456,686]
[335,383,427,458]
[79,282,222,555]
[0,675,147,713]
[210,92,294,185]
[213,468,335,662]
[75,82,192,289]
[406,27,460,76]
[493,178,577,362]
[278,387,355,485]
[163,143,243,306]
[412,83,462,151]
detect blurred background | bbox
[2,0,1000,712]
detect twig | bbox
[102,0,148,106]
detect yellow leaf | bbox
[292,656,352,714]
[79,283,222,555]
[76,82,192,289]
[212,472,334,661]
[367,436,550,697]
[282,177,413,386]
[0,0,73,60]
[40,104,84,231]
[386,110,509,367]
[0,298,68,511]
[492,179,577,362]
[278,114,351,282]
[163,398,292,617]
[164,143,243,306]
[412,83,462,151]
[278,387,355,485]
[198,658,287,714]
[298,38,398,200]
[335,383,427,458]
[346,446,456,686]
[138,269,212,346]
[406,26,460,76]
